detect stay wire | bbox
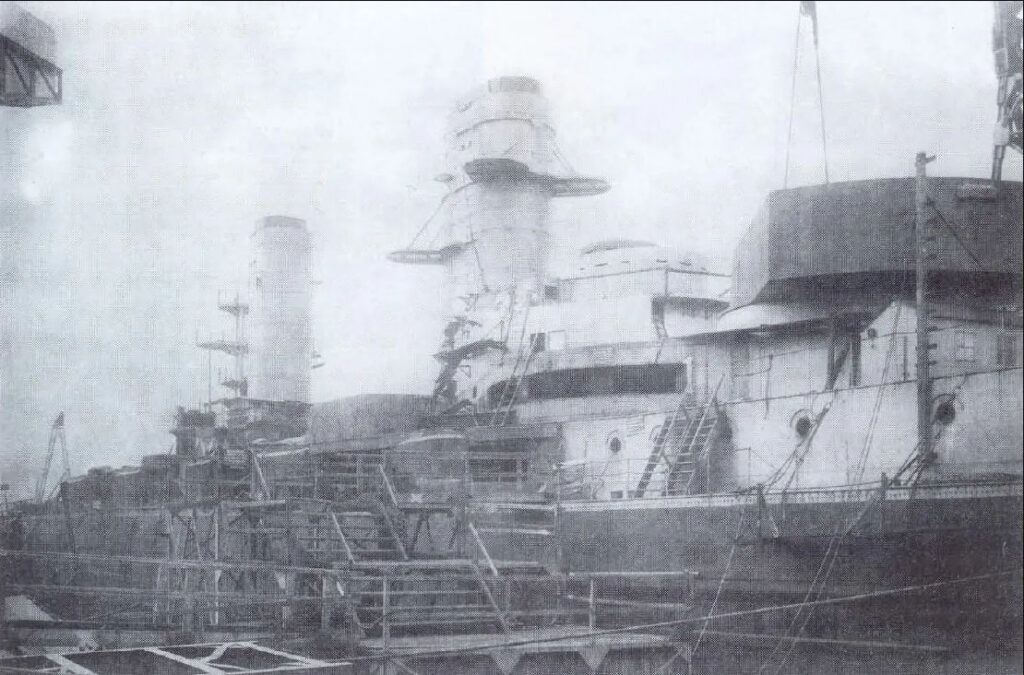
[782,9,802,189]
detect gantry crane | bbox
[992,0,1023,179]
[1,2,62,108]
[34,412,69,503]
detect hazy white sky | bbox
[1,1,1018,489]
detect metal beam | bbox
[44,654,98,675]
[0,35,61,107]
[144,647,226,674]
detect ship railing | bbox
[241,450,386,502]
[0,548,697,635]
[552,458,1024,502]
[554,455,754,501]
[227,445,559,504]
[159,446,563,505]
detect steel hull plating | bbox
[478,479,1023,642]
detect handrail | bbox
[468,560,511,633]
[467,521,499,576]
[636,389,694,497]
[686,375,725,461]
[565,593,694,612]
[250,451,271,500]
[376,465,408,561]
[329,511,356,565]
[378,465,401,510]
[377,508,408,561]
[679,375,725,492]
[498,333,540,426]
[490,303,533,426]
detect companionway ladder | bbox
[635,377,724,497]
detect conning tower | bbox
[389,76,609,359]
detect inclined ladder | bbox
[634,395,694,497]
[667,402,718,495]
[635,377,724,497]
[670,376,725,495]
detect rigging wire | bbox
[759,517,845,673]
[761,275,907,675]
[552,140,576,174]
[783,2,830,187]
[680,508,748,669]
[812,14,830,184]
[1,545,1015,667]
[762,296,904,671]
[404,190,454,251]
[337,568,1016,665]
[852,300,905,479]
[928,201,985,269]
[761,480,891,674]
[782,9,802,189]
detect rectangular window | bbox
[730,340,750,399]
[901,336,909,380]
[849,333,862,386]
[954,330,976,362]
[996,333,1018,367]
[518,364,686,401]
[547,330,566,351]
[529,332,546,353]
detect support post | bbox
[555,461,564,573]
[588,578,596,632]
[914,151,936,466]
[382,575,390,673]
[212,509,220,626]
[59,482,76,556]
[0,537,7,645]
[468,522,499,576]
[320,574,330,630]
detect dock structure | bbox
[1,442,696,674]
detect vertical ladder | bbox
[491,332,540,426]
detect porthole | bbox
[935,400,956,425]
[790,409,815,439]
[608,436,622,454]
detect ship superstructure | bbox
[2,4,1022,674]
[389,76,611,414]
[374,58,1023,668]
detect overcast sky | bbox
[1,1,1018,491]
